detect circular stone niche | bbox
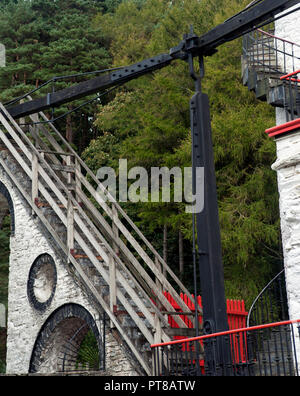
[27,254,57,311]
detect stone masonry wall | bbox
[271,130,300,361]
[275,4,300,72]
[0,162,138,375]
[265,7,300,363]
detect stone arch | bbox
[0,180,15,236]
[29,303,104,374]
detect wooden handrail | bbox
[0,104,157,373]
[0,97,206,375]
[24,96,200,323]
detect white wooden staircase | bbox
[0,99,202,375]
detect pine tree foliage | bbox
[83,0,281,305]
[0,0,112,149]
[0,0,282,307]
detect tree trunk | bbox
[79,113,89,152]
[179,229,184,277]
[163,224,167,277]
[66,112,74,143]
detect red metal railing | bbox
[164,292,248,337]
[163,292,248,365]
[243,28,300,78]
[257,28,300,48]
[151,319,300,376]
[280,69,300,83]
[265,69,300,138]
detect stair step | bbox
[253,37,275,43]
[255,79,269,100]
[249,66,281,74]
[248,42,274,50]
[247,49,276,56]
[267,85,286,107]
[247,70,257,91]
[0,106,202,375]
[70,250,104,262]
[247,60,278,67]
[37,149,75,157]
[248,46,276,53]
[40,162,75,173]
[35,199,80,210]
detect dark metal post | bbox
[189,49,231,375]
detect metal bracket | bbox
[111,27,208,84]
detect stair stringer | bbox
[0,146,148,375]
[0,101,203,375]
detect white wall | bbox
[271,129,300,366]
[0,162,138,375]
[275,5,300,126]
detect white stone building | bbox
[265,4,300,362]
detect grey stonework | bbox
[0,159,140,376]
[271,131,300,363]
[271,9,300,364]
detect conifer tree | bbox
[0,0,43,102]
[85,0,280,304]
[0,0,112,149]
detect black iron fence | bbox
[243,28,300,77]
[151,319,300,376]
[247,269,289,328]
[242,28,300,123]
[59,312,107,373]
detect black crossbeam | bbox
[7,54,174,119]
[6,0,298,119]
[194,0,299,55]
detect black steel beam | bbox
[6,0,299,119]
[195,0,299,55]
[8,74,112,119]
[7,54,173,119]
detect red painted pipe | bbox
[280,69,300,80]
[151,318,300,348]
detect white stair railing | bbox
[0,100,203,374]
